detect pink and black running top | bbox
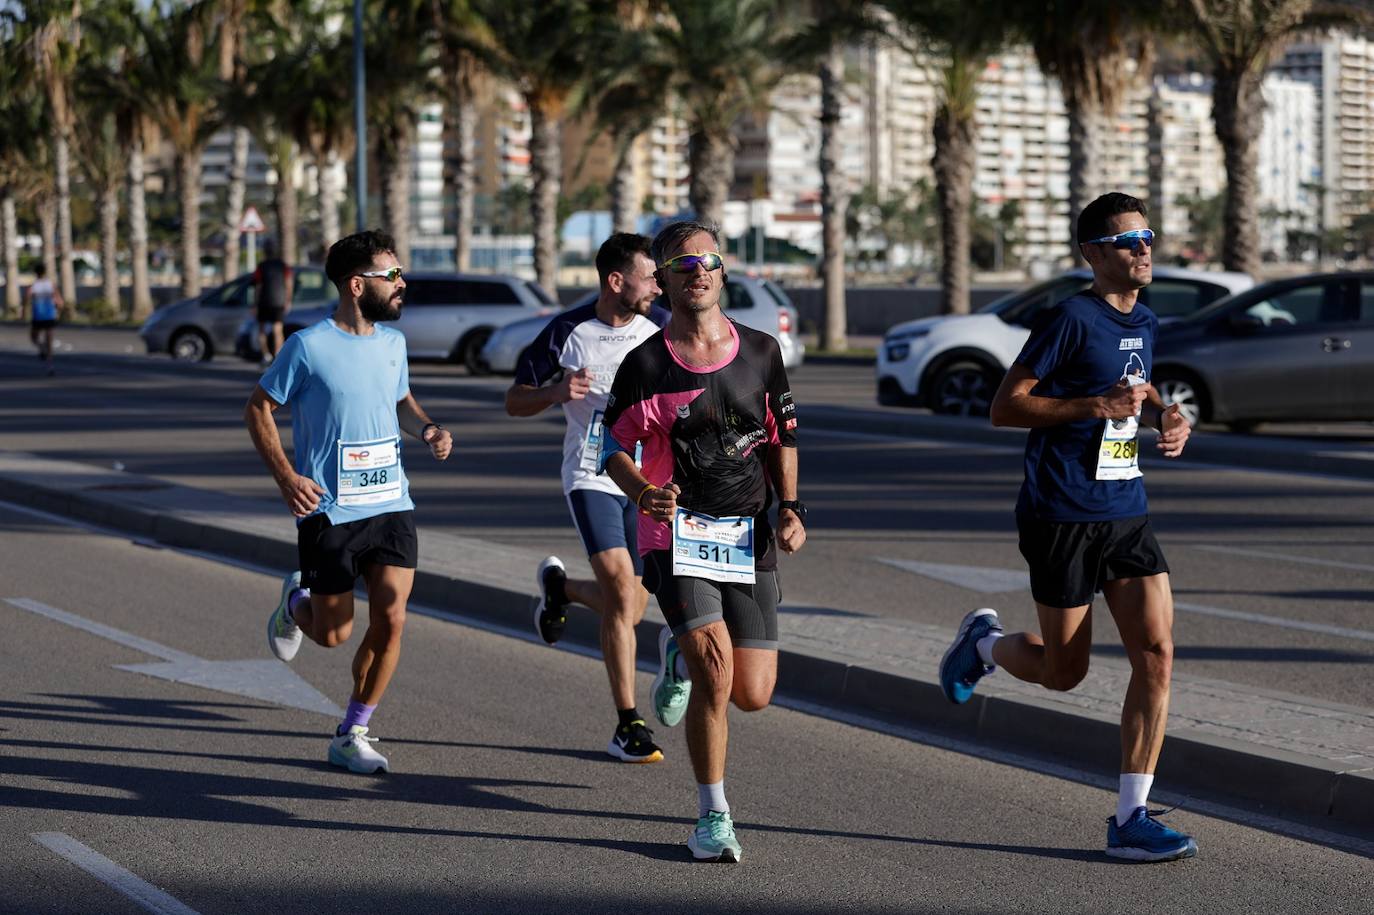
[602,319,798,562]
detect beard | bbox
[359,284,402,322]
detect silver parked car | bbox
[235,272,557,371]
[480,274,805,374]
[1154,271,1374,430]
[139,267,331,361]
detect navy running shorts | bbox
[1017,513,1169,609]
[641,549,780,650]
[297,510,418,595]
[566,488,643,574]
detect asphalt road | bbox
[3,326,1373,712]
[3,503,1371,915]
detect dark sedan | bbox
[1153,271,1374,430]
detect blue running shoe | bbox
[1106,807,1198,862]
[938,607,1002,704]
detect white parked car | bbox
[481,274,805,374]
[875,266,1255,415]
[235,272,557,371]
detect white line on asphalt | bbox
[1193,543,1374,575]
[806,427,1022,454]
[1172,600,1374,642]
[31,833,203,915]
[3,597,197,663]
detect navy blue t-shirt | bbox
[1013,293,1158,522]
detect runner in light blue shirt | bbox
[245,230,453,776]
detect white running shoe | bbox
[267,571,304,662]
[328,726,390,774]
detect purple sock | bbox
[337,700,376,736]
[287,588,311,621]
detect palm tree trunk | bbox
[39,196,57,281]
[528,101,561,297]
[1066,97,1094,265]
[819,43,848,352]
[224,125,250,281]
[317,150,342,253]
[381,121,414,266]
[177,148,204,298]
[933,105,975,315]
[610,126,640,234]
[448,83,476,272]
[688,128,733,229]
[53,124,77,304]
[100,181,120,311]
[1212,69,1262,277]
[128,131,153,319]
[275,141,300,265]
[1,192,18,315]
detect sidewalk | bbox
[2,449,1371,836]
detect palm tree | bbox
[882,0,1016,315]
[1018,2,1156,264]
[13,0,83,305]
[218,0,250,281]
[122,0,230,297]
[465,1,600,296]
[0,39,47,316]
[788,1,887,350]
[431,0,484,270]
[1173,0,1367,276]
[654,0,794,227]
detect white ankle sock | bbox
[1117,773,1153,826]
[975,632,1003,666]
[698,781,728,817]
[675,654,690,680]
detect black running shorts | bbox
[641,549,779,650]
[1017,514,1169,609]
[297,510,418,595]
[257,307,285,324]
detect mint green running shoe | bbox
[651,626,691,728]
[688,810,742,863]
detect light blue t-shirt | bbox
[259,318,414,525]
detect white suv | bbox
[875,267,1254,415]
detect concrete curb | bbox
[2,456,1371,838]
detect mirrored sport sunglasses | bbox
[1083,228,1154,251]
[355,266,405,282]
[660,252,724,273]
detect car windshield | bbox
[524,281,557,307]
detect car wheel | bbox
[456,328,493,375]
[170,329,212,362]
[1155,373,1206,427]
[929,361,998,416]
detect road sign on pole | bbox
[239,206,266,272]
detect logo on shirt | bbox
[598,333,638,343]
[676,403,691,419]
[1119,337,1144,351]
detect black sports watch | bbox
[778,500,807,525]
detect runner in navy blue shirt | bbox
[504,232,670,764]
[939,193,1198,863]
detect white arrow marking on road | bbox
[875,560,1374,642]
[4,598,344,718]
[876,557,1031,593]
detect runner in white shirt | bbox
[24,264,64,376]
[505,233,669,763]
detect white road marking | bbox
[877,557,1029,593]
[31,832,203,915]
[2,598,344,717]
[1194,543,1374,575]
[877,559,1374,642]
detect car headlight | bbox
[883,327,931,362]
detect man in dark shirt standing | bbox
[602,220,804,863]
[254,238,293,366]
[939,193,1196,863]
